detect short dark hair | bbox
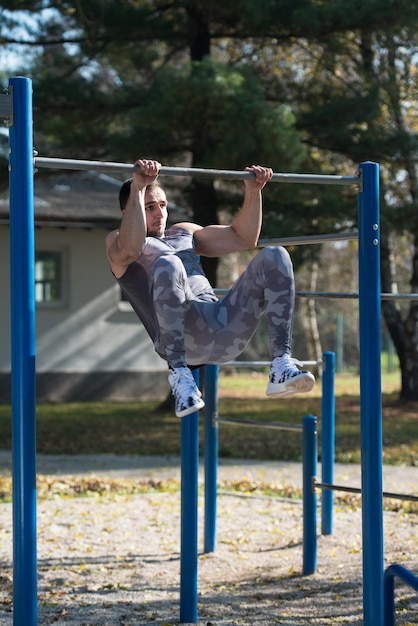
[119,179,163,211]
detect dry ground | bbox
[0,471,417,625]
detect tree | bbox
[1,1,309,283]
[3,1,418,397]
[281,29,418,399]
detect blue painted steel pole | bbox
[8,76,37,626]
[302,415,317,575]
[358,161,383,626]
[180,368,199,624]
[383,564,418,626]
[321,352,335,535]
[204,365,219,553]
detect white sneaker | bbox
[266,355,315,398]
[168,367,205,417]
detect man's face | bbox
[144,187,168,238]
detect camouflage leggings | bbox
[151,246,295,368]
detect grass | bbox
[0,368,416,467]
[0,368,417,509]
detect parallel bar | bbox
[219,360,320,367]
[220,288,418,300]
[380,293,418,300]
[297,291,359,299]
[258,232,358,246]
[215,416,303,432]
[297,291,418,300]
[9,76,37,626]
[316,481,418,502]
[34,156,360,185]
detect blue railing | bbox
[384,564,418,626]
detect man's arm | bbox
[105,159,160,278]
[191,165,272,257]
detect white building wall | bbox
[0,225,169,401]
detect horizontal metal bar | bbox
[316,481,418,502]
[221,360,270,367]
[380,293,418,300]
[34,156,360,185]
[219,360,320,367]
[35,157,134,175]
[258,232,358,247]
[215,416,303,432]
[215,288,418,301]
[297,291,359,299]
[297,291,418,300]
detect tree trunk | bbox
[381,37,418,400]
[189,178,219,286]
[380,232,405,368]
[186,3,219,287]
[299,262,323,377]
[400,235,418,400]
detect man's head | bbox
[119,179,168,238]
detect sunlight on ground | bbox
[218,369,401,399]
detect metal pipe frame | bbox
[315,481,418,503]
[384,564,418,626]
[219,359,320,367]
[296,291,418,300]
[34,155,361,186]
[215,416,303,431]
[258,232,358,246]
[8,76,386,626]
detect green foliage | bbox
[117,58,305,170]
[3,0,418,395]
[0,373,416,464]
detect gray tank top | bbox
[116,226,217,348]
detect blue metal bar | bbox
[302,415,317,575]
[358,161,383,626]
[180,368,200,624]
[9,76,37,626]
[204,365,219,554]
[383,564,418,626]
[321,352,335,535]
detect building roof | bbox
[0,170,190,228]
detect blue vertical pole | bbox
[383,569,395,626]
[204,364,219,553]
[358,161,383,626]
[180,368,199,624]
[321,351,335,535]
[302,415,317,575]
[8,76,37,626]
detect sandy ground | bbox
[0,453,417,625]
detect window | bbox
[35,250,65,306]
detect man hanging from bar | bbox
[106,159,315,417]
